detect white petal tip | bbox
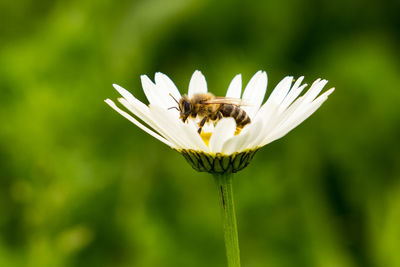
[320,79,328,85]
[193,70,205,78]
[105,99,117,107]
[282,76,293,83]
[232,73,242,81]
[326,88,335,95]
[252,70,266,79]
[112,84,134,100]
[189,70,207,96]
[140,75,153,82]
[312,78,321,85]
[112,84,123,90]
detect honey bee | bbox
[169,93,251,134]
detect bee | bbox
[169,93,251,134]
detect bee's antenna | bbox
[169,93,179,105]
[168,106,179,111]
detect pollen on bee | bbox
[234,128,242,136]
[200,132,212,147]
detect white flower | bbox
[105,70,334,173]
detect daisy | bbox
[105,70,334,267]
[105,70,334,173]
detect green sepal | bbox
[178,149,258,174]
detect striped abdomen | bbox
[219,104,251,129]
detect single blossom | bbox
[105,70,334,173]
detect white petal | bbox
[282,87,334,130]
[292,76,305,92]
[263,79,330,137]
[279,80,307,112]
[267,76,293,106]
[113,83,172,119]
[209,118,236,153]
[221,119,263,154]
[237,119,264,151]
[155,72,181,99]
[144,75,180,118]
[221,135,243,155]
[154,72,181,115]
[149,106,210,152]
[113,84,159,129]
[262,88,334,146]
[281,79,329,122]
[140,75,164,107]
[113,84,139,103]
[247,103,279,148]
[225,74,242,98]
[188,70,207,97]
[118,98,180,148]
[277,95,306,122]
[148,106,192,149]
[113,84,177,144]
[258,96,309,145]
[201,122,214,133]
[252,78,308,142]
[241,71,268,119]
[187,119,202,134]
[142,75,181,110]
[253,76,292,123]
[302,79,328,105]
[105,99,174,148]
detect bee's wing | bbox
[202,97,251,106]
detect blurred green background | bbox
[1,0,399,266]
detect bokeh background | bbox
[1,0,399,266]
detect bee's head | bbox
[178,95,192,122]
[168,94,192,122]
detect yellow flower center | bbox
[200,132,212,147]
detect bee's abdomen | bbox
[220,104,251,128]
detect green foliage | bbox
[0,0,399,266]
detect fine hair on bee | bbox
[169,93,251,134]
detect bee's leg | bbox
[217,111,223,120]
[198,117,207,134]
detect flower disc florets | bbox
[105,70,334,173]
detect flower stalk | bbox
[214,172,241,267]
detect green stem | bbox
[213,172,241,267]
